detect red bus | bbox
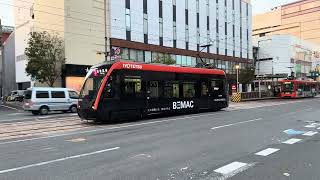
[77,61,229,122]
[280,79,317,98]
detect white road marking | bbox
[211,118,263,130]
[7,113,25,116]
[282,138,302,145]
[305,124,317,128]
[0,105,20,111]
[0,113,218,145]
[130,154,152,159]
[255,148,280,156]
[303,131,318,136]
[0,147,120,174]
[214,162,248,175]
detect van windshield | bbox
[24,90,32,99]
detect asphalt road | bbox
[0,98,319,180]
[0,103,77,123]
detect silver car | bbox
[23,87,79,115]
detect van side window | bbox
[51,91,66,98]
[36,91,49,98]
[68,91,79,99]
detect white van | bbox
[23,87,79,115]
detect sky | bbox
[0,0,299,27]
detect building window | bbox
[185,9,189,25]
[125,8,131,32]
[159,0,163,18]
[216,19,219,33]
[160,37,163,46]
[185,26,189,44]
[246,3,249,16]
[143,14,148,34]
[126,30,131,41]
[225,22,227,35]
[232,0,235,10]
[196,0,199,28]
[144,51,151,62]
[173,5,176,22]
[143,0,147,14]
[232,25,235,37]
[144,34,148,44]
[121,48,130,60]
[125,0,130,9]
[159,18,163,39]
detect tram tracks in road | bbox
[0,117,93,141]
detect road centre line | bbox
[255,148,280,156]
[211,118,263,130]
[0,147,120,174]
[282,138,302,145]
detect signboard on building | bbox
[111,47,121,61]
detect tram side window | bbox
[122,77,141,97]
[183,82,195,98]
[163,81,179,98]
[148,81,160,98]
[212,79,224,95]
[304,83,311,91]
[298,83,304,92]
[201,82,208,96]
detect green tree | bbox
[239,66,255,84]
[25,31,65,87]
[152,54,176,65]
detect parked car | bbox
[23,87,79,115]
[8,90,25,102]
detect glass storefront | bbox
[116,47,248,74]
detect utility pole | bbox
[235,64,240,92]
[104,0,111,62]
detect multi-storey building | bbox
[253,0,320,45]
[15,0,252,91]
[255,35,320,79]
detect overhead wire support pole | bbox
[104,0,111,62]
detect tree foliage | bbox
[152,54,176,65]
[239,66,255,84]
[25,31,65,87]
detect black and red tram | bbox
[78,61,229,122]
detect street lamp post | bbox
[235,64,240,92]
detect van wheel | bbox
[39,106,49,115]
[70,105,77,113]
[31,111,39,115]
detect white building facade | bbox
[255,35,320,79]
[14,0,252,91]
